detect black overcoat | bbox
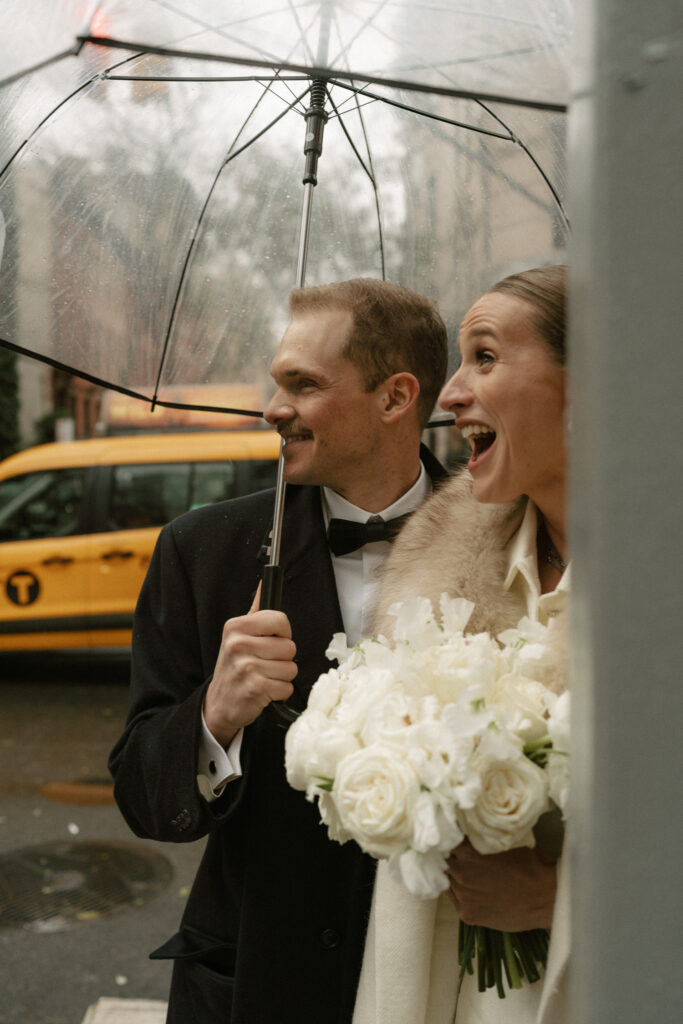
[109,451,446,1023]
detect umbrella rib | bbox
[326,91,386,281]
[151,86,310,406]
[476,100,570,231]
[0,51,149,182]
[105,73,311,84]
[0,338,262,417]
[149,0,294,67]
[323,0,394,72]
[328,79,513,143]
[220,86,308,166]
[0,42,88,89]
[285,0,317,66]
[351,92,386,282]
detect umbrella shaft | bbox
[296,183,315,288]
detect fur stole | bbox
[375,471,568,696]
[376,471,527,637]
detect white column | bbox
[568,1,683,1021]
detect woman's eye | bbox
[476,349,495,366]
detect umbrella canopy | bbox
[0,0,571,420]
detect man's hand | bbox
[446,840,557,932]
[203,586,297,747]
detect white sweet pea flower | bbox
[359,637,398,670]
[389,847,450,899]
[388,597,443,649]
[439,594,475,635]
[333,745,421,858]
[458,742,550,855]
[546,690,570,815]
[407,716,471,792]
[410,790,464,854]
[326,632,357,666]
[498,616,550,650]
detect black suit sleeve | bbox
[109,517,256,843]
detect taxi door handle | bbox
[101,549,134,560]
[42,555,74,566]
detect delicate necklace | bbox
[538,520,568,573]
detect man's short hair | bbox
[289,278,448,427]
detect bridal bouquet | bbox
[285,594,569,997]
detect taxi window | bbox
[109,463,193,529]
[108,460,272,529]
[0,468,87,541]
[190,461,237,508]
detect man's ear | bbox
[379,372,420,423]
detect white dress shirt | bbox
[503,499,570,623]
[197,466,431,801]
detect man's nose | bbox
[263,391,295,425]
[438,368,470,412]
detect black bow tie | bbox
[327,514,412,556]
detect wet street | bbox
[0,652,205,1024]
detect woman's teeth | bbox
[460,424,496,457]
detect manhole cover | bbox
[0,840,173,932]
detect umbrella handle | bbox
[260,564,299,725]
[260,564,283,612]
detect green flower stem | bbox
[457,921,475,981]
[502,931,523,989]
[492,931,505,998]
[476,928,487,992]
[457,924,550,998]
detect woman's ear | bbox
[379,372,421,423]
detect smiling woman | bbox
[440,276,567,561]
[359,265,571,1024]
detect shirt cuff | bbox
[196,712,244,803]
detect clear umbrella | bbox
[0,1,571,411]
[0,1,572,668]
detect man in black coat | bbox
[109,278,449,1023]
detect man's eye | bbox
[476,350,495,366]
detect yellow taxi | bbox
[0,431,280,651]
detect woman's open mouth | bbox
[460,424,496,469]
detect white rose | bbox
[459,746,550,854]
[389,847,450,899]
[333,745,421,858]
[317,790,354,845]
[307,668,343,716]
[284,710,359,794]
[483,674,552,744]
[331,667,395,736]
[359,690,420,750]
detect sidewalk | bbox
[81,998,167,1023]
